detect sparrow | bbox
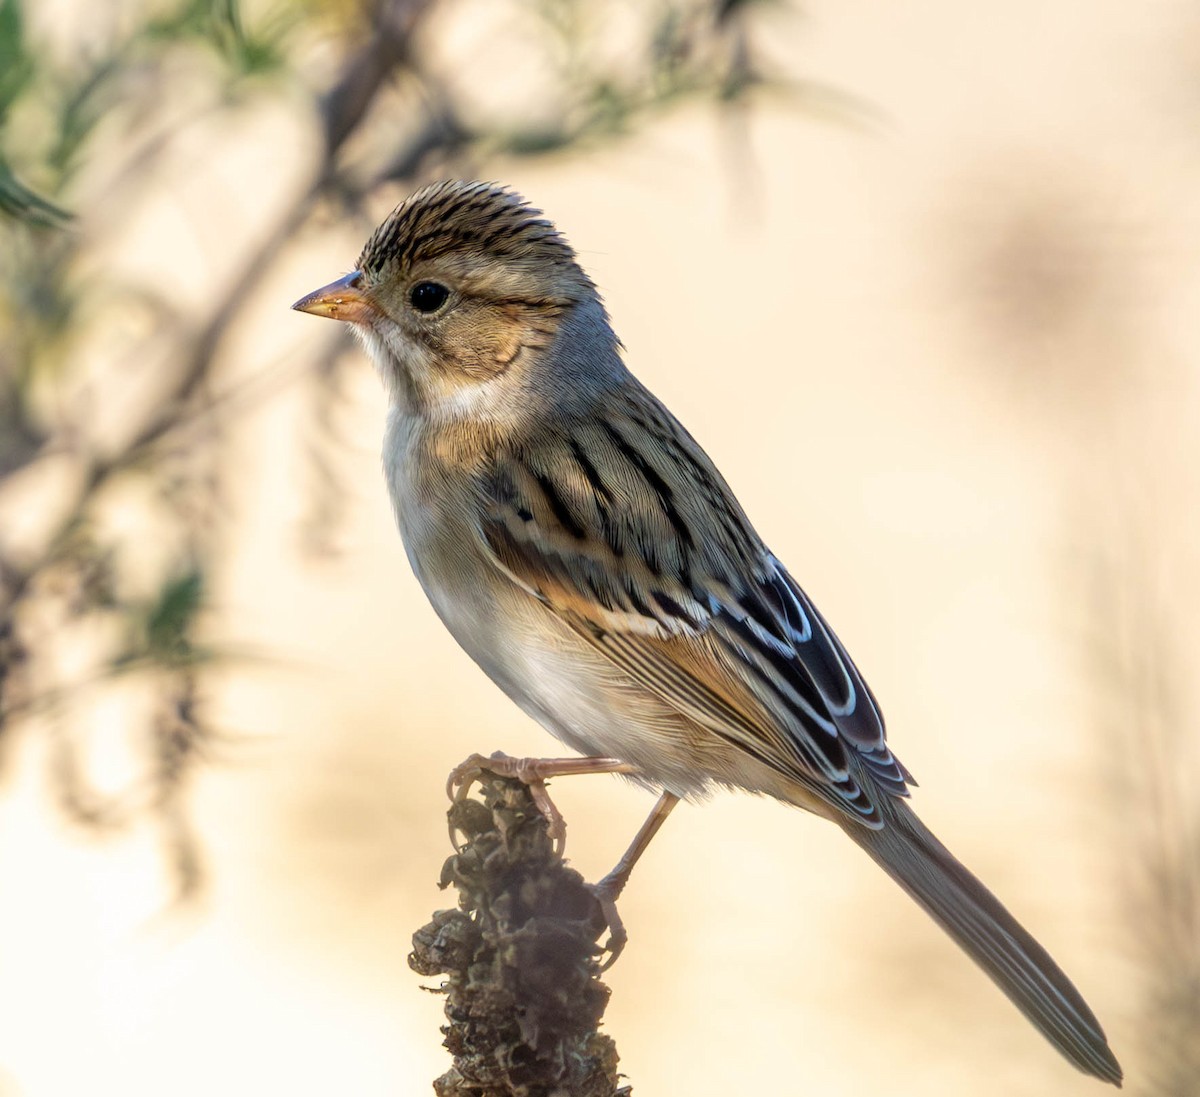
[293,179,1122,1085]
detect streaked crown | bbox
[357,181,586,290]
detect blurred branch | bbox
[411,773,628,1097]
[0,157,72,225]
[0,0,794,898]
[1083,530,1200,1097]
[319,0,435,155]
[968,166,1200,1090]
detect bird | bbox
[293,179,1122,1085]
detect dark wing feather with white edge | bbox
[478,388,912,827]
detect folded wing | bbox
[477,397,911,827]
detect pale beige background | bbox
[3,1,1197,1094]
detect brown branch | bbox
[0,0,442,626]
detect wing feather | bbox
[477,394,912,824]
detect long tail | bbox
[842,796,1123,1085]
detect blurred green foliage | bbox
[0,0,777,894]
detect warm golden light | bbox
[3,2,1195,1095]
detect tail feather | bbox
[844,797,1123,1085]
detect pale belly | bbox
[417,545,720,800]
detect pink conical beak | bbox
[292,271,378,324]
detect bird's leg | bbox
[446,751,639,855]
[592,790,680,969]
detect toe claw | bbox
[445,751,601,858]
[524,779,568,856]
[589,881,629,971]
[446,752,490,802]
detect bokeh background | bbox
[1,1,1197,1094]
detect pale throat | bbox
[355,319,534,427]
[352,322,432,416]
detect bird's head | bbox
[293,181,616,420]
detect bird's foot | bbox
[589,871,630,970]
[445,751,637,857]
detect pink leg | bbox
[446,751,639,855]
[593,791,680,968]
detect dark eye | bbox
[409,281,449,313]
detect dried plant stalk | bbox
[410,774,629,1097]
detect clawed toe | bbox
[589,875,630,970]
[446,751,499,802]
[446,753,496,849]
[445,751,570,853]
[445,752,639,855]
